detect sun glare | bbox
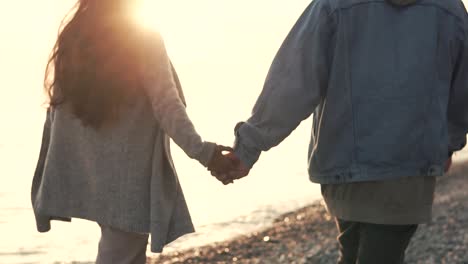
[133,0,165,32]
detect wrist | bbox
[199,142,217,167]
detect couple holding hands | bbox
[206,146,249,186]
[32,0,468,263]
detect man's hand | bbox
[224,152,250,180]
[210,152,250,184]
[207,145,238,185]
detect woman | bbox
[32,0,235,263]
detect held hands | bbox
[207,145,250,185]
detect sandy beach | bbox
[150,160,468,264]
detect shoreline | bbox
[150,160,468,264]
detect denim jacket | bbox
[234,0,468,184]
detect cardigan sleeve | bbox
[141,33,216,167]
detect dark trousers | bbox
[336,219,418,264]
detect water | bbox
[0,1,320,263]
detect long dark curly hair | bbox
[45,0,146,129]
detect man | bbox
[211,0,468,263]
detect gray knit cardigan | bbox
[31,33,216,253]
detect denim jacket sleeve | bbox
[234,0,335,168]
[448,23,468,155]
[142,33,216,167]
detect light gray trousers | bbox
[96,225,149,264]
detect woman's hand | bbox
[207,145,238,184]
[209,151,250,185]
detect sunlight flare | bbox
[133,0,166,32]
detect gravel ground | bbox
[149,161,468,264]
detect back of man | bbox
[314,2,468,262]
[307,0,467,183]
[230,0,468,263]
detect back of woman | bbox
[32,1,235,263]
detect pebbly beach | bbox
[150,160,468,264]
